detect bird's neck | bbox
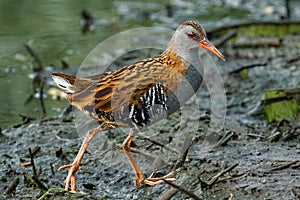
[159,40,204,115]
[159,50,187,76]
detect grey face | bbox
[170,24,206,62]
[177,24,206,43]
[170,21,225,62]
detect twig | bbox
[16,114,35,127]
[208,20,300,36]
[213,131,235,148]
[267,160,299,172]
[291,162,300,169]
[31,146,41,157]
[50,163,55,176]
[59,105,73,118]
[135,132,180,155]
[37,187,66,200]
[206,163,238,186]
[278,118,300,128]
[162,179,202,200]
[23,172,35,185]
[268,131,282,142]
[173,134,193,170]
[32,175,48,192]
[245,133,266,139]
[23,44,47,115]
[228,193,234,200]
[282,129,299,141]
[287,55,300,64]
[266,88,300,98]
[20,162,32,167]
[261,96,294,105]
[24,44,43,71]
[29,148,49,192]
[229,61,268,74]
[81,8,95,34]
[29,148,37,177]
[39,77,46,115]
[213,29,237,47]
[24,93,34,106]
[285,0,291,19]
[61,59,70,69]
[232,38,281,48]
[158,187,179,200]
[159,135,194,199]
[5,177,20,195]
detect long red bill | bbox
[199,38,226,61]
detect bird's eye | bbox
[187,31,196,38]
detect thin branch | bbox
[50,163,55,176]
[207,20,300,36]
[135,132,180,155]
[266,160,299,172]
[31,146,41,157]
[162,179,202,200]
[5,177,20,195]
[32,175,48,192]
[28,148,48,192]
[29,148,37,177]
[206,163,238,186]
[39,77,46,116]
[24,44,43,71]
[173,134,193,170]
[213,131,235,148]
[266,88,300,97]
[231,38,281,48]
[37,188,66,200]
[229,61,268,74]
[213,29,237,47]
[158,187,179,200]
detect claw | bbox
[140,171,176,186]
[58,163,73,171]
[58,125,106,192]
[143,177,176,186]
[59,163,78,191]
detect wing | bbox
[69,52,187,124]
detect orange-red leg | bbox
[59,124,106,191]
[122,129,176,187]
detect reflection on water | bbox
[0,1,119,128]
[0,0,254,128]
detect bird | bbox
[52,21,225,192]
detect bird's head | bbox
[168,21,225,61]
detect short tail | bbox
[52,72,77,94]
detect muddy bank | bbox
[1,117,299,200]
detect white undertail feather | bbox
[52,74,75,94]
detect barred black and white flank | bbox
[128,83,167,127]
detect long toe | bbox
[70,175,77,192]
[143,177,176,186]
[59,163,73,171]
[64,170,77,191]
[60,163,78,191]
[140,171,177,186]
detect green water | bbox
[0,0,251,128]
[0,1,133,128]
